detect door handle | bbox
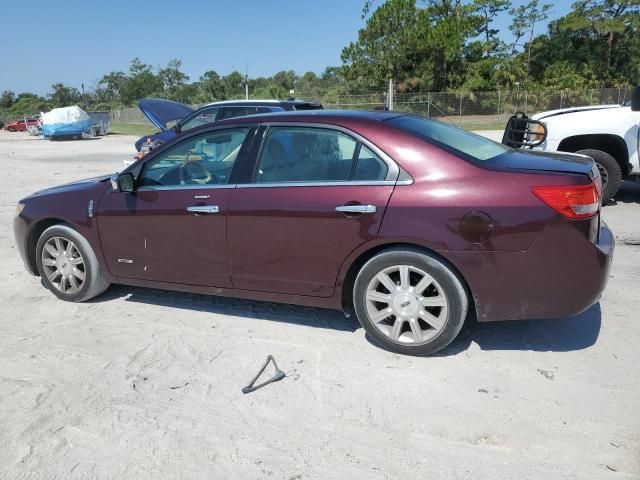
[187,205,219,214]
[335,204,377,214]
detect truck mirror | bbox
[631,86,640,111]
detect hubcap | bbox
[41,236,86,295]
[365,265,449,345]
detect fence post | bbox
[560,91,564,109]
[459,92,463,126]
[497,90,501,117]
[524,91,528,114]
[427,92,431,117]
[388,79,394,111]
[590,89,593,105]
[617,87,621,104]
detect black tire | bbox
[576,149,622,203]
[36,224,110,302]
[353,248,468,356]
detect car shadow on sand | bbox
[436,302,602,356]
[98,285,358,332]
[98,285,601,354]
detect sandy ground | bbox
[0,130,638,480]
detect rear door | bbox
[227,123,398,297]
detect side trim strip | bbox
[236,180,396,189]
[136,184,237,192]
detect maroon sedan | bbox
[13,111,614,355]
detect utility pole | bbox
[388,79,394,111]
[244,73,249,100]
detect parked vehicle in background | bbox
[135,98,323,151]
[14,111,613,355]
[5,117,40,132]
[41,106,92,140]
[503,86,640,203]
[87,111,111,136]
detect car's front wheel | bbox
[353,248,468,355]
[36,224,110,302]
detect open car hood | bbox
[138,98,194,130]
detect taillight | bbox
[532,183,600,219]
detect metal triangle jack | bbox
[242,355,286,394]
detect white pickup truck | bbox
[502,87,640,202]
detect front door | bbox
[227,124,397,297]
[97,126,254,287]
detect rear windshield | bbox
[387,115,510,161]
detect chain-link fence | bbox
[109,86,634,129]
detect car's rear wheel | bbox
[576,149,622,203]
[353,248,468,355]
[36,224,110,302]
[7,127,15,132]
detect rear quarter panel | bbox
[373,137,597,322]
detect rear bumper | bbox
[446,217,614,322]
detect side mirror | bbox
[631,86,640,111]
[110,173,135,193]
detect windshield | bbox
[387,115,510,161]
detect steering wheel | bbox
[179,160,217,185]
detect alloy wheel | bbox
[41,236,86,295]
[365,265,449,345]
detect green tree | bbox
[508,0,552,86]
[341,0,424,89]
[198,70,225,101]
[559,0,640,70]
[221,71,246,98]
[473,0,511,54]
[49,83,81,107]
[1,90,15,108]
[98,71,127,102]
[120,58,163,105]
[159,59,190,99]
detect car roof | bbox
[205,99,322,108]
[213,109,405,125]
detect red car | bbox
[13,111,613,355]
[5,117,40,132]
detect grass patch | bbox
[109,123,158,136]
[462,122,506,131]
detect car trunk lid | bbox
[491,149,595,178]
[138,98,194,130]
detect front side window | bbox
[180,107,220,131]
[139,128,250,187]
[387,115,510,161]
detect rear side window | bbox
[254,126,388,183]
[181,107,219,131]
[354,145,388,181]
[217,107,258,121]
[387,115,510,161]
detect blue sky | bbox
[0,0,573,95]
